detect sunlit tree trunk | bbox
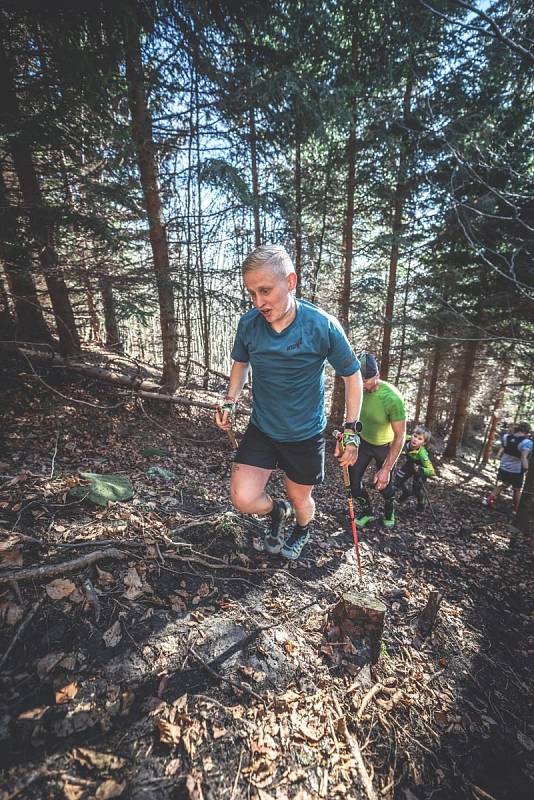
[481,363,510,463]
[425,337,445,430]
[124,17,178,391]
[294,140,303,297]
[381,77,413,380]
[99,276,122,353]
[249,106,261,248]
[330,116,357,425]
[443,339,478,458]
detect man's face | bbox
[410,432,426,449]
[362,375,380,392]
[244,266,296,325]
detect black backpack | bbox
[503,434,528,458]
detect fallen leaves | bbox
[55,682,79,704]
[46,579,76,600]
[72,747,125,771]
[102,620,122,648]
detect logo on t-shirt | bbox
[286,337,302,351]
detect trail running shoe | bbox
[264,500,293,554]
[355,513,376,526]
[280,526,310,561]
[383,509,395,528]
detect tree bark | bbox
[443,339,478,458]
[330,117,357,425]
[381,77,413,381]
[425,338,445,429]
[294,140,303,297]
[124,17,178,392]
[99,275,122,352]
[249,106,261,248]
[481,363,510,463]
[0,42,80,355]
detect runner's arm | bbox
[342,370,363,425]
[521,445,531,472]
[383,419,407,472]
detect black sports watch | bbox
[344,420,362,432]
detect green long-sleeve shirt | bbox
[402,437,435,477]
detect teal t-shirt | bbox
[231,299,360,441]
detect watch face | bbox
[355,421,363,432]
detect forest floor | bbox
[1,350,533,800]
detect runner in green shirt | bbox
[348,353,406,527]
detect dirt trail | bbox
[1,361,533,800]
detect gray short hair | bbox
[242,244,294,279]
[413,425,431,442]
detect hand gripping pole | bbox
[334,430,362,576]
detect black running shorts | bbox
[497,468,524,489]
[234,422,325,485]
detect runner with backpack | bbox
[487,422,532,513]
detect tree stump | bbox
[327,591,386,665]
[417,590,443,638]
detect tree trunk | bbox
[0,275,15,337]
[0,42,80,355]
[0,169,52,344]
[413,358,428,423]
[394,245,413,385]
[99,276,122,352]
[330,117,357,425]
[425,338,445,430]
[294,140,303,297]
[381,77,413,381]
[124,17,178,391]
[249,106,261,248]
[481,363,510,463]
[310,149,333,305]
[443,339,478,459]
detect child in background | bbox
[395,425,435,511]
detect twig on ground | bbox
[355,683,383,720]
[50,431,59,479]
[0,598,44,670]
[188,646,266,707]
[230,747,244,800]
[0,548,126,584]
[332,695,378,800]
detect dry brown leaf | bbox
[157,718,182,746]
[212,724,227,739]
[0,546,23,567]
[183,774,204,800]
[165,758,182,776]
[46,579,76,600]
[96,565,115,587]
[5,603,24,626]
[18,706,49,721]
[55,682,78,704]
[37,652,66,679]
[123,566,143,600]
[102,620,122,648]
[59,654,77,671]
[95,779,125,799]
[63,783,84,800]
[73,748,125,771]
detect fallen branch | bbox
[0,548,126,584]
[0,598,44,670]
[332,696,378,800]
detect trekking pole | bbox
[421,481,439,523]
[333,430,362,576]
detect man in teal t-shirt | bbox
[348,352,406,528]
[214,244,363,561]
